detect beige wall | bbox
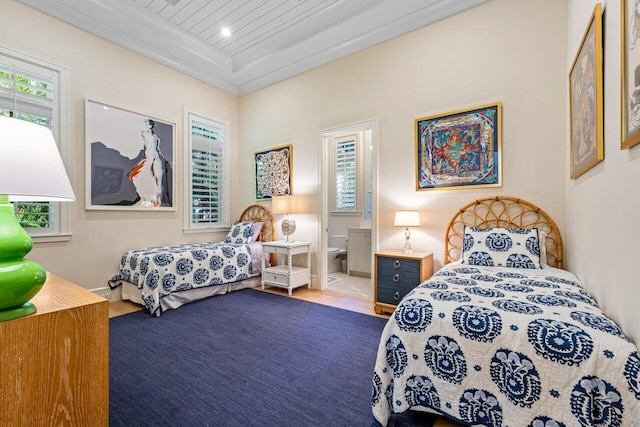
[2,0,239,292]
[239,0,568,274]
[566,0,640,343]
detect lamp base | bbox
[281,216,296,242]
[0,301,37,322]
[0,196,47,321]
[402,228,413,255]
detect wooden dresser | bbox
[0,273,109,426]
[374,250,433,314]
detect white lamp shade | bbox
[394,210,420,227]
[271,194,308,215]
[0,117,75,202]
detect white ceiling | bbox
[17,0,490,95]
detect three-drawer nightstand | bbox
[374,250,433,314]
[261,241,311,295]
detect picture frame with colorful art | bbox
[621,0,640,149]
[569,3,604,177]
[415,102,502,190]
[254,144,292,200]
[85,99,176,210]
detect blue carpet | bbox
[109,289,437,426]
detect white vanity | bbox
[347,227,372,277]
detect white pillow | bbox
[247,222,264,243]
[539,231,547,267]
[461,226,542,269]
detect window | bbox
[185,111,228,230]
[0,49,69,238]
[331,133,361,213]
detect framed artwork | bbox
[569,3,603,178]
[621,0,640,149]
[254,144,292,200]
[85,99,175,210]
[415,102,502,190]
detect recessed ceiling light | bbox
[221,27,231,37]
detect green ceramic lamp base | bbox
[0,195,46,322]
[0,301,37,322]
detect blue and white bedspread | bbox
[371,264,640,426]
[109,242,263,316]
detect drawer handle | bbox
[393,274,400,282]
[394,260,401,269]
[393,291,400,301]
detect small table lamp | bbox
[0,117,75,321]
[394,210,420,255]
[271,195,307,242]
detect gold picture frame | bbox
[415,102,502,190]
[621,0,640,149]
[569,3,604,179]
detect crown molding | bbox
[17,0,490,96]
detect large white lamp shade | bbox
[0,116,75,321]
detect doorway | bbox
[318,119,377,295]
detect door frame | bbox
[317,119,378,290]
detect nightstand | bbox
[374,250,433,314]
[261,241,311,295]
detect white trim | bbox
[183,107,230,231]
[0,45,72,237]
[16,0,490,95]
[88,286,113,301]
[318,119,378,291]
[32,233,71,243]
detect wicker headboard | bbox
[239,204,275,243]
[444,196,563,269]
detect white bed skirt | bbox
[120,277,261,312]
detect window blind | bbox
[0,59,54,123]
[335,138,357,210]
[0,54,56,232]
[190,116,225,227]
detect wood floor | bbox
[108,286,461,427]
[108,285,388,319]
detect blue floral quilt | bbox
[371,264,640,426]
[109,242,263,316]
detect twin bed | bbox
[372,197,640,426]
[108,204,275,316]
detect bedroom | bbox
[0,0,638,425]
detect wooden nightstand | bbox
[374,250,433,314]
[261,241,311,295]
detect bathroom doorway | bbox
[318,120,377,297]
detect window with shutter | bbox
[186,111,228,229]
[0,49,69,238]
[332,133,360,213]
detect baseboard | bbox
[89,286,114,301]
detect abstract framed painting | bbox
[254,144,292,200]
[569,3,603,178]
[621,0,640,149]
[415,102,502,190]
[85,99,175,210]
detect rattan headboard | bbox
[239,204,275,243]
[444,196,563,269]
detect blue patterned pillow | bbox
[224,221,257,244]
[461,227,542,269]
